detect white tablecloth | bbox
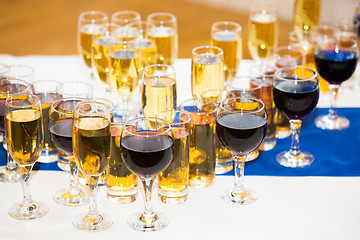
[0,55,360,240]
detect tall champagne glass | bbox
[147,12,178,66]
[314,37,358,130]
[72,101,112,231]
[78,11,108,77]
[248,4,279,62]
[121,117,174,231]
[273,66,320,167]
[216,96,267,205]
[0,78,31,183]
[49,98,88,206]
[5,93,48,219]
[293,0,321,40]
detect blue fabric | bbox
[0,108,359,176]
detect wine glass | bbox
[0,78,31,183]
[216,96,267,205]
[72,100,113,231]
[5,93,48,219]
[3,64,35,82]
[248,4,279,63]
[49,98,88,206]
[78,11,108,77]
[313,34,358,130]
[273,66,320,167]
[120,117,174,231]
[147,12,178,66]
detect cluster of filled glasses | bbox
[1,0,359,233]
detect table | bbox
[0,55,360,240]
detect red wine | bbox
[121,133,174,179]
[315,50,358,85]
[216,114,267,156]
[273,80,319,120]
[49,118,73,155]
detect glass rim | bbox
[122,117,172,137]
[50,97,87,115]
[79,11,108,21]
[0,78,31,97]
[111,10,141,20]
[147,12,177,23]
[6,93,41,109]
[192,45,223,57]
[155,109,192,125]
[56,81,93,95]
[111,109,139,124]
[73,100,110,116]
[250,4,278,14]
[211,21,242,32]
[275,66,318,82]
[179,98,218,114]
[219,96,265,114]
[143,64,176,78]
[226,75,263,91]
[5,64,35,79]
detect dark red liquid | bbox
[120,133,174,179]
[315,49,358,85]
[273,80,319,120]
[216,114,267,156]
[49,118,73,155]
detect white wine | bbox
[92,36,116,84]
[149,27,178,65]
[293,0,321,40]
[129,38,157,69]
[110,48,141,101]
[248,13,278,60]
[191,52,225,100]
[211,31,242,80]
[5,109,43,166]
[142,77,177,118]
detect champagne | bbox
[73,117,111,176]
[158,127,189,193]
[110,49,141,101]
[142,77,177,118]
[5,109,43,166]
[191,53,225,100]
[211,31,242,80]
[293,0,321,39]
[248,13,278,59]
[149,27,178,65]
[78,24,106,68]
[107,125,138,196]
[92,36,115,84]
[129,38,157,68]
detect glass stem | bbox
[289,119,302,156]
[20,165,34,205]
[6,150,18,172]
[140,178,156,224]
[68,157,80,195]
[328,84,339,120]
[87,176,99,217]
[232,155,247,194]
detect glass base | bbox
[276,151,314,168]
[189,175,214,188]
[9,200,48,220]
[315,114,350,130]
[215,159,233,174]
[128,212,169,232]
[73,212,113,232]
[107,191,137,204]
[158,189,188,204]
[53,188,88,206]
[276,128,291,139]
[37,149,58,163]
[0,165,22,183]
[246,149,259,162]
[221,188,258,205]
[258,137,277,151]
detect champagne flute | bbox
[216,96,267,205]
[0,78,31,183]
[147,12,178,65]
[120,117,174,231]
[273,66,320,167]
[49,98,88,206]
[78,11,108,77]
[5,93,48,219]
[293,0,321,40]
[248,4,279,63]
[313,34,358,130]
[72,101,113,231]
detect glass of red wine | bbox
[273,66,320,167]
[216,96,267,205]
[120,117,174,231]
[313,35,358,130]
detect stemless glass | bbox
[210,21,242,80]
[191,46,225,100]
[248,4,279,62]
[49,98,88,206]
[78,11,108,75]
[314,37,358,130]
[147,12,178,65]
[273,66,320,167]
[120,117,174,231]
[216,96,267,205]
[5,93,48,219]
[0,78,31,183]
[73,101,113,231]
[142,64,177,118]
